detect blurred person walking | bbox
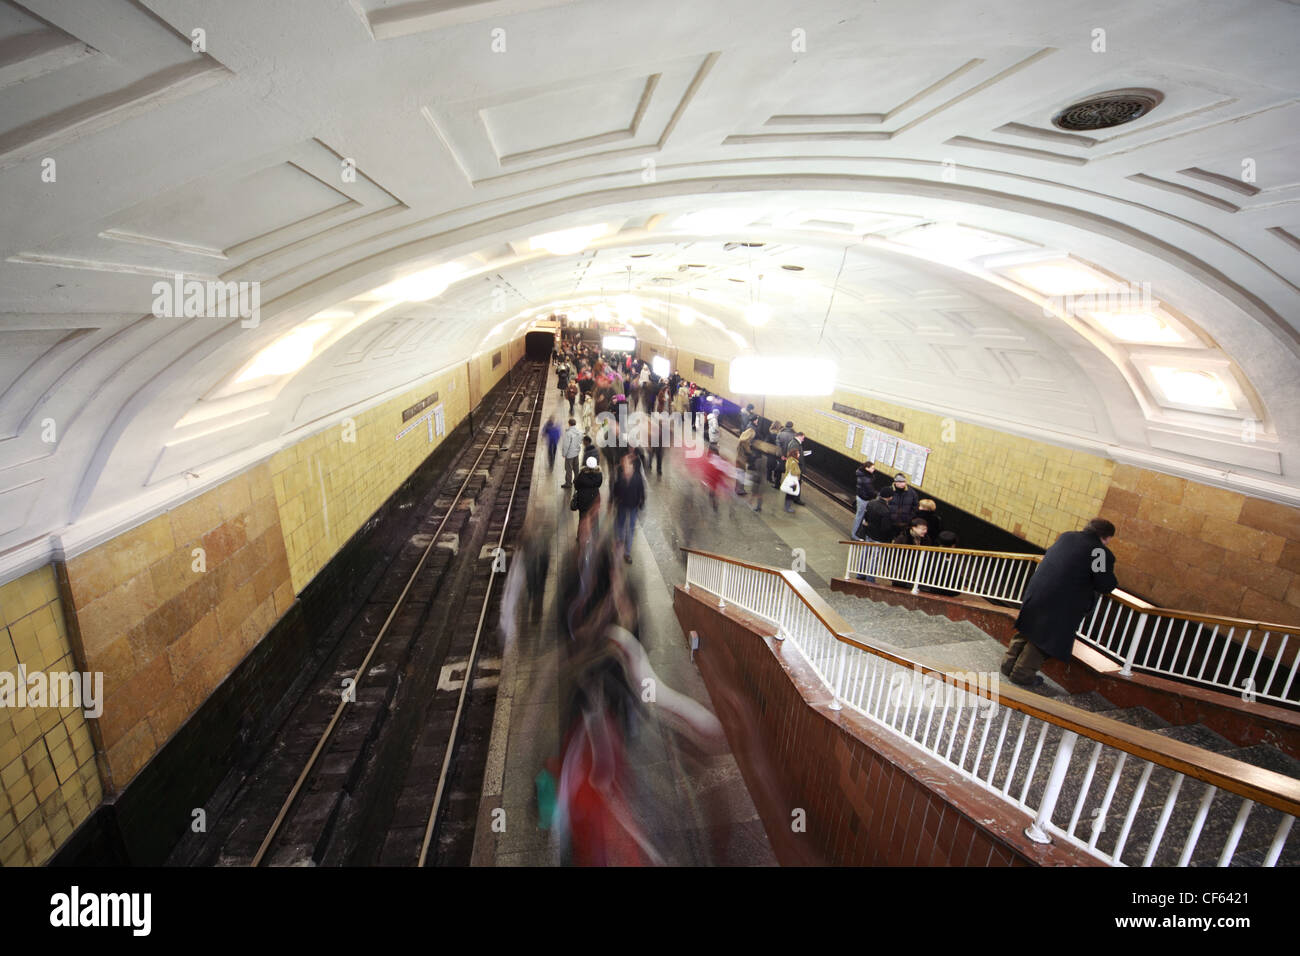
[612,452,647,564]
[543,416,562,470]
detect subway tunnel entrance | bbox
[524,330,555,360]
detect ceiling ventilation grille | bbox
[1052,89,1161,131]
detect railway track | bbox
[167,363,548,866]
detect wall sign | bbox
[693,358,715,378]
[402,391,440,422]
[396,402,446,443]
[832,402,904,433]
[893,438,931,486]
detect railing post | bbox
[684,552,693,591]
[718,563,728,609]
[1025,730,1078,844]
[829,639,847,712]
[774,584,789,641]
[1120,611,1148,678]
[911,550,925,595]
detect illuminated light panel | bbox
[999,258,1122,297]
[676,306,696,326]
[1086,310,1182,344]
[652,355,670,377]
[730,356,836,395]
[891,223,1028,260]
[614,294,642,324]
[370,263,466,301]
[743,302,772,326]
[235,323,332,382]
[528,223,610,256]
[1149,366,1236,410]
[594,303,613,323]
[603,334,637,352]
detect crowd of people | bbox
[508,336,1122,863]
[851,463,955,548]
[543,338,751,560]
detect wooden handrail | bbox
[684,547,1300,817]
[841,540,1300,635]
[838,539,1046,561]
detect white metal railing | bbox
[686,549,1300,867]
[1078,595,1300,708]
[844,540,1040,603]
[842,540,1300,709]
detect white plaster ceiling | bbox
[1,0,1299,574]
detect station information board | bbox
[816,408,930,485]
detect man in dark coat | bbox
[887,473,919,535]
[1002,518,1118,687]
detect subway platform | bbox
[468,364,1042,866]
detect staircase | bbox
[824,591,1300,866]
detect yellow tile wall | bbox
[62,464,293,790]
[760,386,1113,552]
[0,566,102,866]
[271,362,473,594]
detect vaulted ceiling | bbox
[1,0,1298,575]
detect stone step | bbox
[1223,744,1300,780]
[826,588,1298,865]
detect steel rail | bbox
[417,365,546,865]
[250,366,541,867]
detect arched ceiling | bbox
[1,0,1299,575]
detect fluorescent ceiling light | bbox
[1086,310,1182,344]
[594,303,613,323]
[603,334,637,352]
[370,263,466,302]
[891,223,1028,260]
[615,294,642,324]
[730,356,836,395]
[676,306,696,326]
[999,258,1121,297]
[743,303,772,326]
[529,223,609,256]
[235,323,332,383]
[1149,367,1235,410]
[674,208,761,234]
[652,355,670,377]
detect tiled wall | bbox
[61,464,293,792]
[270,363,471,594]
[1103,466,1300,623]
[0,567,102,866]
[1,348,526,862]
[669,346,1300,625]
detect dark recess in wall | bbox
[524,330,554,360]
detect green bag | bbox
[535,768,557,830]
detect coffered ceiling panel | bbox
[0,0,1296,575]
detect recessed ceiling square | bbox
[480,73,654,164]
